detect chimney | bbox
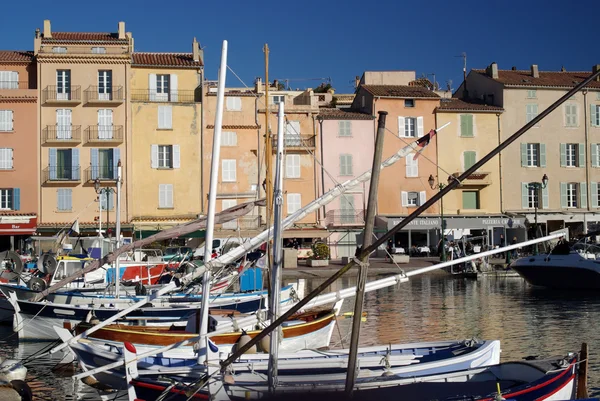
[118,21,125,40]
[531,64,539,78]
[593,65,600,82]
[561,66,566,72]
[192,37,200,62]
[486,62,498,79]
[43,19,52,39]
[354,75,360,89]
[511,66,517,71]
[35,28,40,39]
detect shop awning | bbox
[134,230,206,239]
[283,229,329,239]
[0,216,37,235]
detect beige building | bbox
[35,20,132,235]
[129,42,204,238]
[457,63,600,237]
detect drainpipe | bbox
[200,70,205,214]
[312,113,319,225]
[317,116,325,222]
[497,113,503,214]
[255,94,261,224]
[38,63,43,226]
[584,90,590,233]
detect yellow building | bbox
[36,20,132,235]
[129,40,204,237]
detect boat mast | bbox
[115,160,122,299]
[267,101,285,393]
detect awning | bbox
[283,229,329,239]
[134,230,205,239]
[377,215,527,231]
[0,216,37,235]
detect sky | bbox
[1,0,599,93]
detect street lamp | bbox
[429,174,453,262]
[531,173,549,255]
[94,176,118,239]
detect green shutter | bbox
[580,182,588,208]
[592,144,599,168]
[521,143,527,167]
[560,143,566,167]
[592,182,598,208]
[460,114,474,137]
[464,151,476,170]
[542,186,549,209]
[560,182,567,208]
[540,143,546,167]
[522,183,529,209]
[462,191,478,209]
[579,143,585,167]
[591,104,598,127]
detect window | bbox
[560,143,584,167]
[566,182,578,208]
[270,95,285,105]
[222,131,238,146]
[526,184,540,209]
[405,153,418,177]
[463,151,476,171]
[150,73,177,102]
[158,184,173,208]
[591,104,600,126]
[0,148,13,169]
[99,191,114,211]
[226,97,242,111]
[462,191,479,209]
[402,191,426,207]
[158,106,173,129]
[399,116,423,137]
[592,143,600,168]
[48,148,79,180]
[526,104,538,123]
[0,189,13,210]
[0,71,18,89]
[57,189,72,211]
[404,99,415,108]
[98,70,112,100]
[98,149,114,179]
[285,121,301,146]
[92,47,106,54]
[56,70,71,100]
[151,144,180,169]
[340,195,355,224]
[405,117,416,137]
[592,182,600,208]
[527,90,537,99]
[338,121,352,137]
[222,200,238,229]
[55,109,72,139]
[460,114,473,137]
[222,159,236,182]
[52,47,67,54]
[0,110,13,131]
[339,154,353,176]
[286,155,300,178]
[287,193,301,214]
[565,104,577,127]
[97,109,113,139]
[566,143,577,167]
[156,74,170,100]
[524,143,542,167]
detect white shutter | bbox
[158,106,165,129]
[98,109,113,139]
[287,193,301,214]
[419,191,426,206]
[159,184,173,208]
[222,131,237,146]
[235,97,242,110]
[226,97,242,111]
[286,155,300,178]
[173,145,180,169]
[159,184,166,207]
[158,106,172,129]
[222,200,238,229]
[222,159,236,182]
[151,145,159,168]
[0,110,12,131]
[398,117,405,137]
[405,153,418,177]
[417,116,424,137]
[166,184,173,207]
[149,73,157,101]
[401,191,408,207]
[170,74,178,102]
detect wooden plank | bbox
[577,342,589,399]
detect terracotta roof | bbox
[436,98,504,112]
[206,90,257,97]
[132,52,203,68]
[0,212,36,217]
[42,32,127,43]
[0,50,34,63]
[206,124,261,129]
[361,85,439,98]
[473,69,600,89]
[37,221,132,227]
[317,108,374,120]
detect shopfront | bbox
[0,214,37,252]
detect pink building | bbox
[318,109,375,258]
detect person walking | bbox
[511,236,518,259]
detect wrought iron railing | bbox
[42,85,81,103]
[271,135,316,149]
[42,125,82,143]
[42,166,81,182]
[219,215,262,230]
[84,166,117,182]
[325,209,366,226]
[85,125,124,142]
[84,86,124,102]
[130,89,200,103]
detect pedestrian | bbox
[211,249,218,259]
[498,234,505,258]
[511,236,518,259]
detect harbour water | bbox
[1,274,598,399]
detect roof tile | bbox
[318,108,374,120]
[132,52,203,68]
[42,32,126,43]
[436,98,504,112]
[362,85,439,98]
[473,69,600,89]
[0,50,34,63]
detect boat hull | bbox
[511,253,600,289]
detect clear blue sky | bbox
[2,0,598,93]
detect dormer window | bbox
[92,47,106,54]
[404,99,415,108]
[52,47,67,54]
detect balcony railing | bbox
[84,86,124,104]
[0,81,31,90]
[271,135,316,150]
[42,85,81,104]
[130,89,200,103]
[42,166,81,183]
[42,125,82,144]
[84,166,117,182]
[85,125,124,144]
[450,171,492,187]
[326,209,366,227]
[219,215,262,230]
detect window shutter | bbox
[412,155,418,176]
[49,148,57,179]
[521,183,529,209]
[226,97,233,110]
[347,154,353,175]
[521,143,527,167]
[158,106,165,129]
[560,182,567,208]
[13,188,20,211]
[158,184,165,208]
[113,148,120,179]
[540,144,546,168]
[542,186,549,209]
[416,116,424,137]
[151,145,158,168]
[579,143,585,167]
[592,144,599,167]
[592,182,599,208]
[463,151,476,171]
[591,104,598,127]
[170,74,178,102]
[66,189,72,210]
[149,73,157,101]
[398,117,405,137]
[401,191,408,207]
[0,110,5,131]
[173,145,180,169]
[419,191,426,206]
[560,143,566,167]
[57,189,63,211]
[90,148,99,179]
[580,182,588,208]
[460,115,473,137]
[71,148,79,180]
[165,106,172,128]
[108,192,114,210]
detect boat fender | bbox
[0,359,27,382]
[90,316,100,325]
[80,376,117,393]
[0,380,33,401]
[26,278,46,292]
[134,282,147,296]
[381,369,395,377]
[233,330,256,354]
[464,339,477,348]
[258,335,270,353]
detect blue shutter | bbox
[542,186,549,209]
[560,144,566,167]
[56,190,63,211]
[560,183,567,208]
[12,188,20,211]
[521,183,529,209]
[90,148,99,180]
[66,189,72,210]
[580,182,588,208]
[521,143,527,167]
[113,148,120,179]
[540,144,546,168]
[71,148,79,180]
[579,143,585,167]
[49,148,57,179]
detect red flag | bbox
[413,129,437,159]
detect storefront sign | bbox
[0,217,37,235]
[386,216,525,231]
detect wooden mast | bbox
[263,44,273,223]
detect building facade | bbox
[129,42,204,240]
[35,20,132,236]
[0,51,38,250]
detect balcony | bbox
[0,81,32,90]
[218,215,262,230]
[42,125,82,145]
[42,85,81,105]
[84,166,117,183]
[271,135,316,151]
[42,167,81,184]
[326,209,366,227]
[130,89,200,103]
[84,86,124,105]
[85,125,124,144]
[450,171,492,187]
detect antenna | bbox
[446,79,453,92]
[455,52,467,82]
